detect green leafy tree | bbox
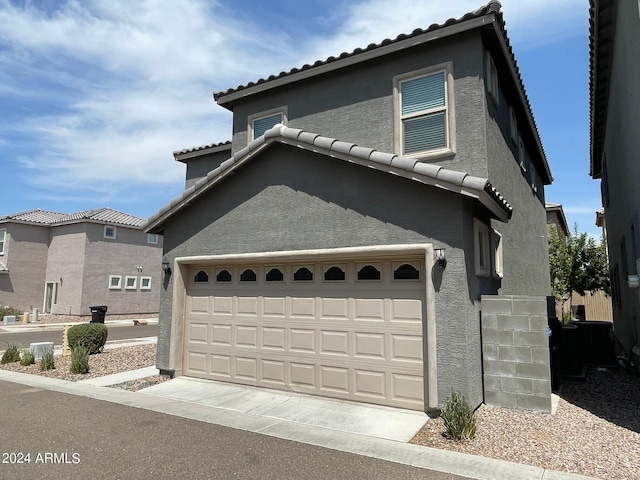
[549,223,610,319]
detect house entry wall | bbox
[182,256,427,410]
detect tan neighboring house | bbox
[546,202,612,322]
[0,208,162,316]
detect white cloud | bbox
[0,0,589,210]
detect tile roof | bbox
[0,208,145,228]
[145,124,512,233]
[173,141,232,162]
[212,1,551,185]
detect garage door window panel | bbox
[240,268,257,282]
[323,265,346,282]
[265,267,284,282]
[216,268,232,283]
[356,263,382,281]
[194,270,209,283]
[393,262,420,280]
[293,266,314,282]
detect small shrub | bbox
[67,323,108,354]
[40,348,55,371]
[70,346,89,374]
[0,306,23,318]
[19,348,35,366]
[1,343,22,364]
[440,391,477,441]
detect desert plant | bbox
[19,348,35,366]
[440,390,477,441]
[40,347,55,371]
[67,323,108,354]
[70,346,89,374]
[0,306,22,318]
[1,343,22,364]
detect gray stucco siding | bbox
[184,151,232,189]
[0,224,49,312]
[230,31,489,179]
[157,144,490,407]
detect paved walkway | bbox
[0,363,598,480]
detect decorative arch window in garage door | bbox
[183,258,427,410]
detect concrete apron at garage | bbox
[141,376,428,442]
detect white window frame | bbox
[0,228,5,255]
[140,276,152,290]
[509,106,518,144]
[147,233,158,244]
[518,136,527,172]
[104,225,116,239]
[125,276,137,290]
[248,106,288,141]
[393,62,456,160]
[486,52,499,105]
[474,219,491,277]
[492,229,504,279]
[109,275,122,290]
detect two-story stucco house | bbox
[0,208,162,317]
[145,2,553,413]
[589,0,640,369]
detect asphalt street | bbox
[0,380,466,480]
[0,324,158,350]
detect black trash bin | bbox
[90,305,108,323]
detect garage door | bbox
[184,258,425,410]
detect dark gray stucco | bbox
[157,143,493,407]
[230,31,490,180]
[183,149,232,189]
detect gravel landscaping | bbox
[2,337,639,479]
[411,367,640,480]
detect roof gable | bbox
[145,124,512,233]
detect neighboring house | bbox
[546,203,612,322]
[146,2,553,413]
[0,208,162,317]
[589,0,640,360]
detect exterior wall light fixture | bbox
[434,248,447,269]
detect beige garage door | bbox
[184,258,425,410]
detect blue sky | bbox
[0,0,601,237]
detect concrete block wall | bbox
[481,295,551,412]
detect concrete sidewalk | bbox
[0,367,598,480]
[0,317,159,333]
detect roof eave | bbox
[214,15,494,110]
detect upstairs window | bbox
[486,53,499,105]
[394,64,454,158]
[104,225,116,239]
[249,107,287,140]
[147,233,158,244]
[0,229,5,255]
[474,219,490,277]
[509,106,518,144]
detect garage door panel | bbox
[189,295,210,314]
[261,359,285,385]
[235,357,258,380]
[185,258,426,410]
[211,324,233,345]
[392,373,424,405]
[320,330,349,356]
[354,332,386,359]
[321,297,349,320]
[391,335,423,363]
[237,297,260,316]
[354,298,385,321]
[291,297,316,318]
[212,296,233,315]
[320,366,350,393]
[262,327,286,350]
[290,328,316,353]
[236,326,258,347]
[390,298,423,323]
[290,362,316,388]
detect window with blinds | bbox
[399,70,448,155]
[252,113,282,139]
